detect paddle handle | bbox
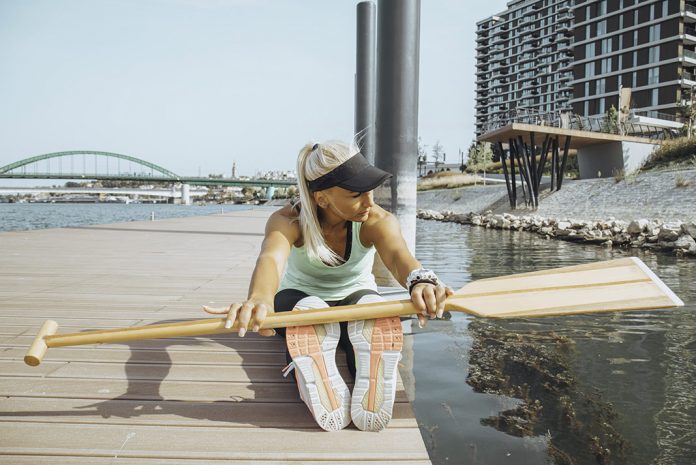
[26,298,421,364]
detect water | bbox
[0,203,249,231]
[412,219,696,465]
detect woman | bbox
[205,140,451,432]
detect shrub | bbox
[676,174,692,188]
[643,137,696,169]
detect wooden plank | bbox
[0,423,430,461]
[0,377,410,403]
[0,397,419,429]
[0,457,432,465]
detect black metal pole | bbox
[497,142,514,209]
[509,138,517,207]
[374,0,421,253]
[355,1,377,164]
[557,136,572,190]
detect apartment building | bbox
[476,0,696,136]
[475,0,575,136]
[571,0,695,120]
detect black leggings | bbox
[274,288,380,380]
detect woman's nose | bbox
[362,192,374,208]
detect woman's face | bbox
[314,187,375,223]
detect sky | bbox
[0,0,510,181]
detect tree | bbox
[417,137,428,176]
[677,87,696,137]
[467,142,493,184]
[607,104,619,134]
[431,140,444,171]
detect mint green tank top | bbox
[278,221,377,301]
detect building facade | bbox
[476,0,696,136]
[571,0,694,120]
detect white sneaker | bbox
[285,322,351,432]
[348,316,403,432]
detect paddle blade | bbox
[445,257,684,318]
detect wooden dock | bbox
[0,208,430,464]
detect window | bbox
[586,61,595,76]
[597,20,607,35]
[649,24,661,42]
[633,50,638,67]
[597,78,606,94]
[599,0,607,16]
[599,98,606,114]
[663,0,668,16]
[601,58,612,74]
[634,30,638,46]
[585,81,590,96]
[584,100,589,115]
[601,38,612,54]
[649,46,660,63]
[586,43,595,58]
[632,71,637,87]
[648,67,660,85]
[652,88,659,106]
[650,4,655,21]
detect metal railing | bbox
[479,109,681,141]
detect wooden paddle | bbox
[24,257,684,366]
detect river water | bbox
[413,219,695,465]
[1,205,693,464]
[0,203,247,231]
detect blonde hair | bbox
[296,140,360,265]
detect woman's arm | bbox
[204,209,296,336]
[364,208,452,326]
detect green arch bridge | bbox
[0,151,295,188]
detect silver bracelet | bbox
[406,268,439,294]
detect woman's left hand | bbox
[410,283,454,328]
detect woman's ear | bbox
[313,191,328,208]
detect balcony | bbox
[685,25,696,45]
[682,69,696,87]
[685,48,696,66]
[685,4,696,23]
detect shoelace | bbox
[281,361,296,378]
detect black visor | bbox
[307,154,392,193]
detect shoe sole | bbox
[286,322,350,432]
[348,316,403,432]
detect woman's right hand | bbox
[203,299,275,337]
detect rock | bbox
[501,219,512,229]
[682,222,696,239]
[647,235,659,243]
[557,221,572,231]
[627,219,649,235]
[540,226,553,235]
[602,240,613,247]
[674,234,696,251]
[613,233,631,245]
[658,224,682,242]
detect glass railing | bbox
[684,49,696,60]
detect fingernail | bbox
[239,328,246,337]
[418,320,424,328]
[224,320,232,329]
